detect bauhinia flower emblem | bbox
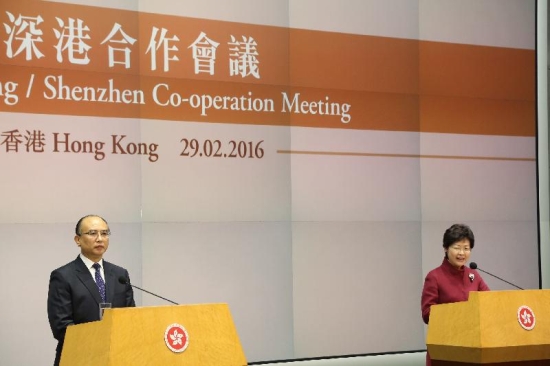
[517,305,536,331]
[164,323,189,353]
[170,329,184,346]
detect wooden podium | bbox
[426,290,550,365]
[60,303,247,366]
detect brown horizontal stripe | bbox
[0,64,535,135]
[420,96,535,136]
[277,150,535,162]
[419,41,535,101]
[2,0,535,96]
[288,28,419,94]
[0,0,536,137]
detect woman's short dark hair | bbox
[443,223,475,249]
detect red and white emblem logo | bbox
[517,305,535,330]
[164,323,189,353]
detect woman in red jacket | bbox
[421,223,489,366]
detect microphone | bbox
[118,276,179,305]
[468,262,524,290]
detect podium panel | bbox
[60,303,247,366]
[427,290,550,364]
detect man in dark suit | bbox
[47,215,135,366]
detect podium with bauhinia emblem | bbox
[426,289,550,365]
[60,303,247,366]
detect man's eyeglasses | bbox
[80,230,111,238]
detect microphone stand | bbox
[120,277,180,305]
[475,268,524,290]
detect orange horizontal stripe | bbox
[419,41,535,102]
[2,1,534,96]
[420,96,535,137]
[0,64,536,135]
[0,0,536,136]
[288,28,419,94]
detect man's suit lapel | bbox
[74,256,103,305]
[103,261,116,303]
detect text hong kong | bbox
[0,130,158,162]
